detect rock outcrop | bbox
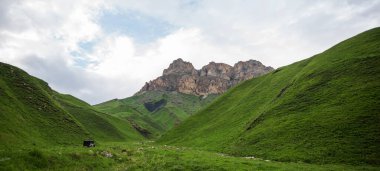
[138,58,274,96]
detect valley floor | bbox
[0,142,378,171]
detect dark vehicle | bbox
[83,140,95,147]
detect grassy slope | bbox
[0,62,143,148]
[0,62,89,148]
[53,93,144,142]
[95,91,217,137]
[159,28,380,165]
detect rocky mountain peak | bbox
[232,60,274,81]
[200,62,233,80]
[138,58,274,96]
[163,58,197,76]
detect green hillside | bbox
[95,91,217,138]
[53,93,144,142]
[159,27,380,165]
[0,62,143,148]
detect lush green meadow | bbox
[1,142,379,171]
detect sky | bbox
[0,0,379,104]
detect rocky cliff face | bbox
[138,58,274,96]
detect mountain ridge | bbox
[138,58,274,96]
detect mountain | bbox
[158,28,380,165]
[95,59,273,137]
[0,62,143,148]
[138,58,274,96]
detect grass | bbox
[1,142,378,171]
[158,27,380,165]
[95,90,217,138]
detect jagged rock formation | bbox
[138,58,274,96]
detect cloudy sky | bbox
[0,0,379,104]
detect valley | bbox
[0,28,379,170]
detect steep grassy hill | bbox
[159,28,380,165]
[0,62,143,148]
[95,91,217,138]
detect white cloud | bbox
[88,35,136,77]
[0,0,379,104]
